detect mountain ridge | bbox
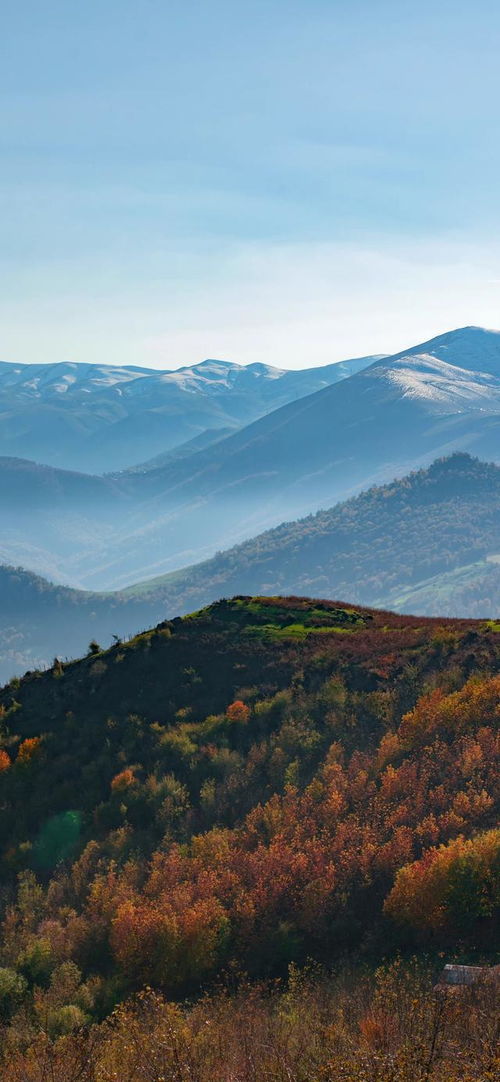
[2,453,500,682]
[2,326,500,589]
[0,352,379,473]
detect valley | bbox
[1,452,500,682]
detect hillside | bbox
[79,326,500,588]
[2,327,500,589]
[2,453,500,682]
[391,559,500,617]
[117,425,236,475]
[0,566,170,683]
[0,595,498,1068]
[125,453,500,615]
[0,353,376,473]
[104,327,500,570]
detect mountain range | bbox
[2,452,499,683]
[1,325,499,590]
[0,353,376,473]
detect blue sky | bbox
[1,0,500,368]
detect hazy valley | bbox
[2,326,500,594]
[2,451,500,682]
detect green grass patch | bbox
[244,622,355,641]
[225,598,365,628]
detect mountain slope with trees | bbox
[126,452,500,615]
[0,595,498,1071]
[1,453,499,682]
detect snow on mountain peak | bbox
[388,325,500,377]
[375,350,500,412]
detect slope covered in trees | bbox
[127,452,500,615]
[0,595,498,1070]
[2,453,499,682]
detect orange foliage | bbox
[1,668,498,1000]
[399,675,500,748]
[226,700,250,723]
[76,689,498,986]
[111,768,136,791]
[0,749,10,771]
[384,828,500,932]
[17,737,41,764]
[359,1009,398,1051]
[111,891,228,988]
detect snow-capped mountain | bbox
[0,358,282,400]
[388,325,500,376]
[2,325,500,591]
[74,325,500,586]
[370,354,500,411]
[0,353,377,472]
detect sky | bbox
[1,0,500,369]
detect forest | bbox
[0,595,498,1078]
[131,452,500,615]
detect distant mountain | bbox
[0,456,120,508]
[120,452,500,616]
[117,426,237,475]
[139,328,500,514]
[75,325,500,586]
[388,323,500,374]
[2,326,500,589]
[2,453,500,683]
[0,456,132,585]
[0,353,377,473]
[0,566,168,683]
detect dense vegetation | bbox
[0,595,498,1073]
[127,453,500,614]
[2,453,500,682]
[3,964,498,1080]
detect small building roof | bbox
[435,964,500,989]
